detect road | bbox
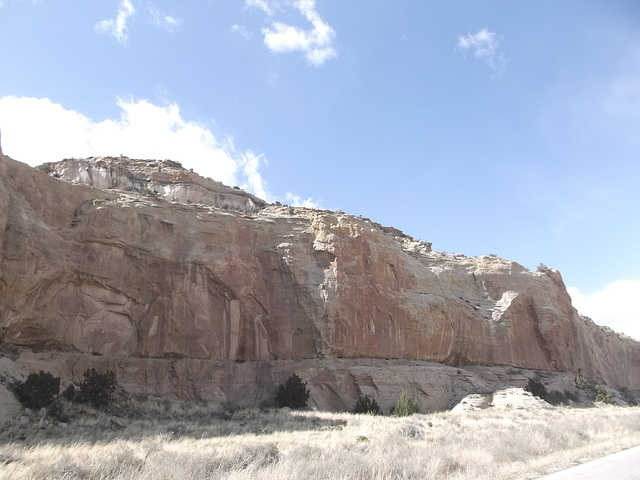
[536,445,640,479]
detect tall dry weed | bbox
[1,405,639,479]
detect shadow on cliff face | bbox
[0,395,347,446]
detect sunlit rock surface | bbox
[1,154,638,409]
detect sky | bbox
[0,1,639,340]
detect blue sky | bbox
[0,1,639,339]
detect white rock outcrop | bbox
[452,387,552,412]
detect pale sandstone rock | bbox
[1,155,639,410]
[0,385,21,424]
[0,356,25,384]
[450,394,492,412]
[490,387,552,410]
[0,357,23,424]
[37,157,266,212]
[452,387,552,412]
[10,351,581,412]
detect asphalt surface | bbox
[536,445,640,479]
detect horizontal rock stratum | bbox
[0,154,638,409]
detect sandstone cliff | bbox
[1,154,638,410]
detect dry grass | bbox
[1,403,639,479]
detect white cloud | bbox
[95,0,135,44]
[247,0,337,66]
[244,0,274,15]
[568,280,640,341]
[456,28,505,74]
[238,150,268,199]
[150,8,179,32]
[0,96,273,199]
[0,96,321,206]
[284,192,319,208]
[232,24,252,41]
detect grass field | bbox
[1,399,639,480]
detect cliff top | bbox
[37,156,543,275]
[38,156,267,213]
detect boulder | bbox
[452,387,552,412]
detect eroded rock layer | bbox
[1,154,639,407]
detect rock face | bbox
[37,157,266,213]
[1,154,639,410]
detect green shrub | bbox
[353,394,382,415]
[595,384,612,404]
[275,374,310,410]
[392,390,419,417]
[582,379,600,401]
[13,371,60,410]
[75,368,117,408]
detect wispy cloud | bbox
[150,7,179,32]
[0,96,318,207]
[232,24,252,41]
[456,28,505,74]
[244,0,274,16]
[95,0,135,44]
[95,2,180,42]
[572,46,640,142]
[246,0,337,66]
[568,280,640,341]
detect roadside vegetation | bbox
[2,371,639,479]
[1,397,639,480]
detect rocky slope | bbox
[1,154,639,411]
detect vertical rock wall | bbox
[0,155,639,402]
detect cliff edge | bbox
[1,155,638,410]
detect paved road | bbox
[537,445,640,479]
